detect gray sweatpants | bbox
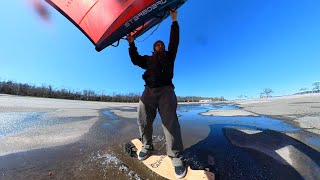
[138,86,184,166]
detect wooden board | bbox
[131,139,215,180]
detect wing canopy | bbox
[45,0,187,51]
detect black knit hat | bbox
[153,40,165,51]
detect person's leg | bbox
[158,86,184,166]
[158,86,186,178]
[138,87,157,153]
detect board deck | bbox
[131,138,215,180]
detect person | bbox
[126,10,186,179]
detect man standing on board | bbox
[126,10,186,179]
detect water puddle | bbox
[0,112,46,137]
[306,136,320,147]
[177,104,319,179]
[178,103,298,132]
[0,112,95,138]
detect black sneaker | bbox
[174,163,187,179]
[137,150,150,161]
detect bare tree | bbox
[83,89,95,101]
[16,84,20,95]
[238,95,248,100]
[262,88,273,97]
[313,82,320,93]
[299,88,308,92]
[299,88,308,94]
[48,85,53,97]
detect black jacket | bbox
[129,21,179,88]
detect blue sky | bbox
[1,0,320,100]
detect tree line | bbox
[0,80,225,102]
[256,82,320,98]
[297,82,320,94]
[237,81,320,99]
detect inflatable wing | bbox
[45,0,187,52]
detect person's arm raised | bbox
[168,10,179,59]
[127,34,147,69]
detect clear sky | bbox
[1,0,320,100]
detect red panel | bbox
[49,0,97,24]
[79,0,134,43]
[46,0,134,43]
[97,0,157,44]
